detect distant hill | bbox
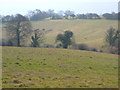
[32,19,118,49]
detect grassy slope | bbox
[32,19,118,49]
[2,47,118,88]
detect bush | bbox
[91,48,97,52]
[78,44,89,50]
[108,46,118,54]
[56,44,62,48]
[44,44,55,48]
[99,50,103,52]
[7,40,14,46]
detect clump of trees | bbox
[3,14,48,47]
[27,9,49,21]
[3,13,57,48]
[77,13,101,19]
[56,31,73,48]
[27,9,63,21]
[64,10,75,19]
[102,12,118,20]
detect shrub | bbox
[108,46,118,54]
[56,44,62,48]
[99,50,103,52]
[78,44,89,50]
[44,44,55,48]
[2,39,14,46]
[7,40,14,46]
[91,48,97,52]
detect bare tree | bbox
[105,27,118,47]
[105,27,119,54]
[5,14,32,46]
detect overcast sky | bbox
[0,0,119,15]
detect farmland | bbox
[2,46,118,88]
[32,19,118,49]
[2,19,118,88]
[2,19,118,49]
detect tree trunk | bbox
[16,29,20,47]
[16,22,20,47]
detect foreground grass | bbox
[2,46,118,88]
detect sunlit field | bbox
[2,47,118,88]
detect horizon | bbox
[0,0,119,16]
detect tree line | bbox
[2,14,74,48]
[1,14,120,54]
[1,9,119,23]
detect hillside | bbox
[32,19,118,49]
[2,19,118,49]
[2,47,118,88]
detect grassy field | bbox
[2,46,118,88]
[32,19,118,49]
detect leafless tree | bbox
[31,29,45,47]
[5,14,32,46]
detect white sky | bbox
[0,0,118,3]
[0,0,119,15]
